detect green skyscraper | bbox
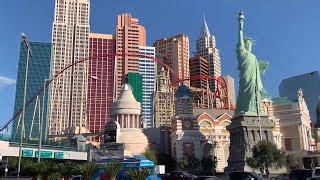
[12,42,51,141]
[127,72,143,103]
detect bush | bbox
[126,169,150,180]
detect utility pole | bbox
[18,33,32,177]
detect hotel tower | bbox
[196,17,221,90]
[114,13,146,98]
[49,0,90,135]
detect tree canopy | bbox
[246,140,298,175]
[179,154,200,173]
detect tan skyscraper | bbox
[49,0,90,135]
[223,75,236,108]
[114,13,146,98]
[153,68,174,127]
[153,34,190,86]
[189,56,209,89]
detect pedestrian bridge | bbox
[0,140,87,161]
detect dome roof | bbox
[175,84,192,99]
[111,84,141,115]
[117,128,149,144]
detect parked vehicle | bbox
[271,173,288,180]
[311,167,320,180]
[229,171,263,180]
[71,175,84,180]
[196,175,217,180]
[162,171,197,179]
[289,169,312,180]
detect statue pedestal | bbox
[226,114,274,172]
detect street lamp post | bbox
[18,33,32,177]
[5,157,8,178]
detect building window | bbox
[285,138,292,151]
[251,130,256,142]
[264,130,268,141]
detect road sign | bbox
[22,149,34,157]
[35,151,53,158]
[54,152,64,159]
[140,160,154,167]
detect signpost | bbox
[22,149,34,157]
[140,160,154,167]
[19,149,63,159]
[35,150,53,158]
[54,152,64,159]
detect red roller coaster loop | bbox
[0,53,230,131]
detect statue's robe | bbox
[236,44,268,115]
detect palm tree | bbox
[21,158,37,177]
[48,172,62,180]
[142,149,158,164]
[76,163,98,180]
[102,162,122,180]
[35,161,55,180]
[126,169,150,180]
[57,162,77,180]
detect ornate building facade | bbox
[196,112,232,172]
[171,85,233,172]
[171,84,202,161]
[272,89,315,153]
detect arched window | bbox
[200,120,213,129]
[220,121,231,127]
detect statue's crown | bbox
[244,38,254,44]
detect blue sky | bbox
[0,0,320,127]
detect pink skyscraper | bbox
[88,33,115,142]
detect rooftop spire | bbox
[200,14,211,37]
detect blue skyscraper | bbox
[12,42,51,140]
[139,46,156,128]
[279,71,320,123]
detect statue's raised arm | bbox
[238,11,245,50]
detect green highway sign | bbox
[54,152,64,159]
[22,149,34,157]
[35,151,53,158]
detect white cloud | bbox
[0,76,16,88]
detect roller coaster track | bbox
[0,53,228,132]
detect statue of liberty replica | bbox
[227,11,275,172]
